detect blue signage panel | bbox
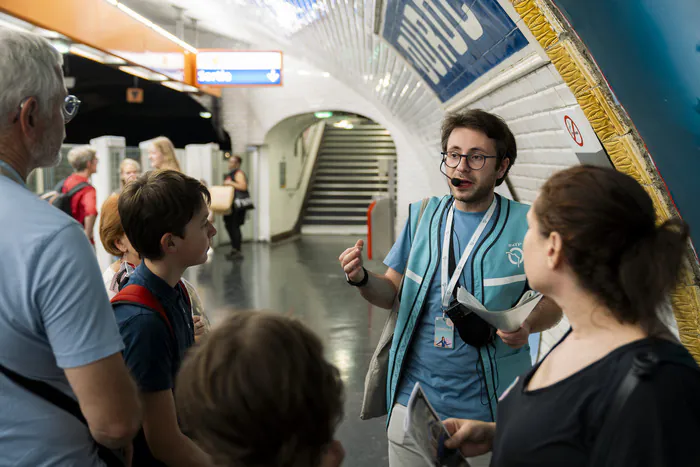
[196,51,283,86]
[197,69,281,86]
[383,0,528,102]
[552,0,700,250]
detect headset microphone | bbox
[440,160,464,187]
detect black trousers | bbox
[224,211,244,251]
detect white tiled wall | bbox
[466,63,582,203]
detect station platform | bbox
[184,236,390,466]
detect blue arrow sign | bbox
[197,69,282,85]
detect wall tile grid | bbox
[467,63,581,203]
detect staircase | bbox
[301,119,397,235]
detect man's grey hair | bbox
[67,146,96,171]
[0,30,64,132]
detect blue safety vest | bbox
[386,194,532,420]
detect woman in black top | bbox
[442,166,700,466]
[223,154,249,260]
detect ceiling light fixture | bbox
[314,111,333,119]
[199,111,212,119]
[162,81,199,93]
[0,17,30,32]
[50,40,71,54]
[119,66,168,81]
[105,1,198,53]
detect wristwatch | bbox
[346,267,369,287]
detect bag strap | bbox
[397,198,430,297]
[0,362,87,422]
[65,182,90,197]
[0,362,124,466]
[589,348,699,466]
[178,281,191,311]
[111,284,174,337]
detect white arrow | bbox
[266,69,280,83]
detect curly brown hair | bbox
[176,311,345,467]
[440,109,516,186]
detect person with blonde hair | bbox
[120,157,141,188]
[149,136,182,172]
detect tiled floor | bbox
[184,236,390,467]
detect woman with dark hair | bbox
[443,165,700,466]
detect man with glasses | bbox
[0,30,141,465]
[338,109,561,467]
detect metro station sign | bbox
[195,50,283,87]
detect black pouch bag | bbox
[444,300,496,348]
[444,231,496,348]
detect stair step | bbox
[310,190,387,197]
[314,184,388,190]
[316,169,380,175]
[315,175,389,182]
[323,130,390,137]
[322,143,396,149]
[320,148,397,155]
[307,199,373,206]
[303,217,367,225]
[324,136,394,143]
[306,208,368,215]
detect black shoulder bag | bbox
[589,347,699,466]
[0,362,125,466]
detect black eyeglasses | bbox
[441,151,497,170]
[12,95,81,125]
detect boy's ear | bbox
[160,233,177,255]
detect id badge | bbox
[434,316,454,349]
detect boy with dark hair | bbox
[176,311,346,467]
[114,170,217,467]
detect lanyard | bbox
[0,160,24,186]
[441,196,498,308]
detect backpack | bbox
[43,179,90,216]
[110,282,192,338]
[589,344,700,465]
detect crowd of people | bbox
[1,28,699,467]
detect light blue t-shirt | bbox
[385,206,500,421]
[0,174,125,466]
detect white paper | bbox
[456,288,543,332]
[405,383,470,467]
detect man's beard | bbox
[30,137,62,168]
[451,182,493,206]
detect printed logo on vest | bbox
[506,244,524,266]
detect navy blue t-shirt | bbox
[114,263,195,465]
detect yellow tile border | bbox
[511,0,700,362]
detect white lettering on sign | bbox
[397,34,441,84]
[397,1,484,84]
[198,70,233,83]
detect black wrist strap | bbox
[347,267,369,287]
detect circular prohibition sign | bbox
[564,115,584,147]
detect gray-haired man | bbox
[0,30,141,465]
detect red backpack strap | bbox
[111,284,174,337]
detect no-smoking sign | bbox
[564,115,584,147]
